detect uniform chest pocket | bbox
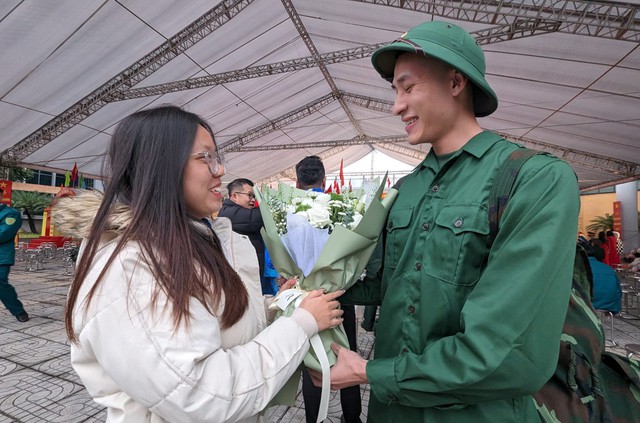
[384,206,414,269]
[425,204,489,286]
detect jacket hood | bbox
[51,190,132,239]
[51,190,222,240]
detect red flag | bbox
[325,184,332,193]
[387,177,391,188]
[70,162,79,187]
[339,159,345,189]
[333,177,340,194]
[0,180,12,205]
[348,180,352,192]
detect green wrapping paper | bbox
[254,176,397,414]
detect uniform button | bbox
[388,221,394,229]
[454,218,463,228]
[415,262,422,271]
[408,305,416,314]
[431,185,439,192]
[422,222,429,231]
[402,347,409,353]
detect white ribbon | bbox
[272,287,306,311]
[310,333,331,423]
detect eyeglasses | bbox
[234,192,255,200]
[190,151,224,176]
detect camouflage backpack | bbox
[488,148,640,422]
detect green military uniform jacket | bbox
[0,203,22,265]
[344,131,580,422]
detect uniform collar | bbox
[420,130,503,171]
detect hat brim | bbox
[372,41,498,117]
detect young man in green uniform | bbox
[0,188,29,322]
[326,21,579,422]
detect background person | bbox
[0,188,29,322]
[324,21,579,423]
[606,230,621,267]
[588,252,622,314]
[598,231,611,265]
[53,105,344,423]
[219,178,273,294]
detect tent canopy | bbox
[2,0,639,190]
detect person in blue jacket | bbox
[0,188,29,322]
[588,254,622,314]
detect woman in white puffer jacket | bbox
[52,105,344,423]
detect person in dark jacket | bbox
[0,188,29,322]
[218,178,267,292]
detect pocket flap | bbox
[435,205,489,235]
[387,207,413,231]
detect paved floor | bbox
[1,260,639,422]
[0,260,374,422]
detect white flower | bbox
[262,182,379,235]
[307,203,332,228]
[354,198,366,214]
[315,193,331,207]
[351,213,363,229]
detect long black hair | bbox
[65,105,248,342]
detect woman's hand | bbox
[299,290,344,331]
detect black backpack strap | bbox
[487,148,543,248]
[392,174,408,191]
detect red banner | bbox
[0,180,12,205]
[613,201,622,233]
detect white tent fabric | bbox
[1,0,639,190]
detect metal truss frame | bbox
[281,0,366,137]
[230,135,408,152]
[343,91,639,178]
[4,0,637,177]
[219,93,338,152]
[229,134,428,162]
[250,91,639,179]
[496,132,640,176]
[350,0,640,41]
[262,144,355,183]
[107,44,385,101]
[1,0,254,163]
[101,17,554,102]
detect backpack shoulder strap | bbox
[487,148,544,247]
[392,174,408,191]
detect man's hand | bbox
[276,277,296,293]
[308,342,368,390]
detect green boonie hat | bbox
[371,21,498,117]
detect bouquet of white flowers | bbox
[254,176,397,421]
[266,189,367,276]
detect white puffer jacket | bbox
[53,192,316,423]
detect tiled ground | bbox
[0,260,374,422]
[1,259,639,422]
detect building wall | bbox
[12,182,63,194]
[579,192,640,234]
